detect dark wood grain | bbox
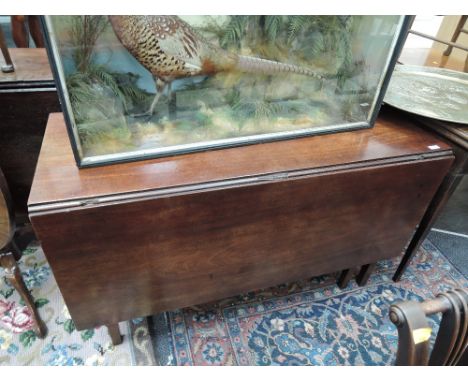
[28,109,453,331]
[0,48,60,222]
[393,113,468,281]
[30,154,452,329]
[0,90,60,222]
[28,108,451,207]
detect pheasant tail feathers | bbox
[235,55,323,79]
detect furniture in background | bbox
[10,16,44,49]
[393,116,468,282]
[390,288,468,366]
[337,263,376,289]
[406,16,468,72]
[443,16,467,57]
[0,166,46,338]
[0,24,14,73]
[28,107,453,345]
[408,17,468,59]
[0,48,60,224]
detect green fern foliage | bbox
[201,16,362,123]
[287,15,310,44]
[69,16,108,72]
[67,65,150,124]
[66,16,151,126]
[220,16,249,49]
[264,16,282,42]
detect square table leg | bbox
[107,323,122,346]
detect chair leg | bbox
[429,292,461,365]
[10,238,22,261]
[452,289,468,365]
[107,323,122,346]
[390,300,431,365]
[0,24,14,73]
[443,16,468,56]
[0,251,47,338]
[443,290,467,366]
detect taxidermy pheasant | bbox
[109,16,323,116]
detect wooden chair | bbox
[443,16,468,57]
[0,24,14,73]
[10,16,44,49]
[0,166,46,337]
[390,288,468,365]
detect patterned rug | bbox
[0,244,135,365]
[1,239,467,365]
[133,240,468,365]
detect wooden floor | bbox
[400,46,467,72]
[0,48,53,83]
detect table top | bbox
[28,107,452,208]
[0,48,54,87]
[411,115,468,151]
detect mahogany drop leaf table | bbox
[28,108,453,344]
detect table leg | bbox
[337,268,354,289]
[356,263,376,286]
[0,248,47,338]
[107,323,122,346]
[393,172,463,282]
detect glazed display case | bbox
[42,15,411,167]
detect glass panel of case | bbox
[43,15,410,167]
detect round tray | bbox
[384,64,468,125]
